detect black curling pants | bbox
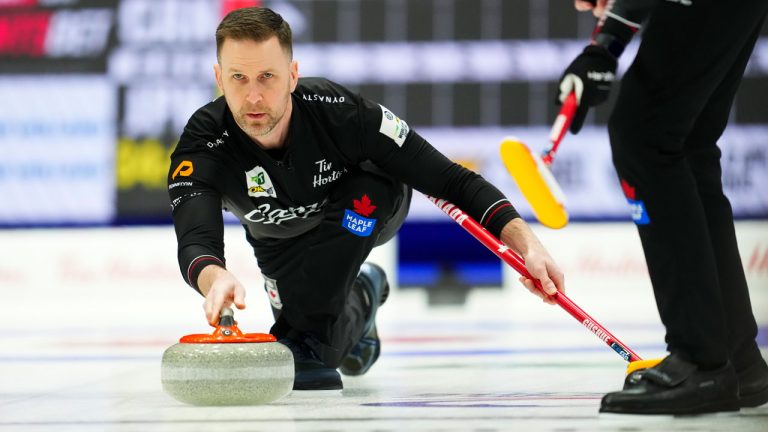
[246,167,411,368]
[608,0,768,368]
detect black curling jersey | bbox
[169,77,520,290]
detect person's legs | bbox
[673,21,768,406]
[682,33,764,375]
[602,0,768,413]
[618,18,768,407]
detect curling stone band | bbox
[161,307,294,406]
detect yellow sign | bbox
[117,138,176,190]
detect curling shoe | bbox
[623,368,647,389]
[279,337,342,390]
[623,356,768,408]
[601,353,740,414]
[737,357,768,408]
[339,262,390,376]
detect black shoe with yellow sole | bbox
[601,353,740,414]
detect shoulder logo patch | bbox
[343,194,377,237]
[246,165,277,199]
[378,104,410,147]
[172,160,194,180]
[301,93,346,103]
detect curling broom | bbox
[427,195,663,373]
[500,92,577,229]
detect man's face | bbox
[214,36,298,140]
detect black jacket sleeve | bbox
[354,97,520,238]
[168,115,228,294]
[592,0,656,58]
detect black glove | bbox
[557,45,617,134]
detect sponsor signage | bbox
[0,1,117,73]
[0,76,116,224]
[110,0,220,220]
[412,126,768,221]
[0,0,765,225]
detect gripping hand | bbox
[557,45,617,134]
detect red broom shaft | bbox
[428,196,642,363]
[543,92,578,164]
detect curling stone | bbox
[161,307,294,406]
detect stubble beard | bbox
[235,108,280,139]
[235,89,292,141]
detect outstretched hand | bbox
[197,265,247,326]
[500,219,565,305]
[574,0,607,17]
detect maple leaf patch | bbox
[620,179,636,200]
[353,194,376,217]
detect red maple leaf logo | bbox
[620,179,636,200]
[353,194,376,217]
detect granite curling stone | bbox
[161,308,294,406]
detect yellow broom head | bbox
[626,358,663,376]
[500,137,568,229]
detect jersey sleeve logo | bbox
[343,194,377,236]
[171,160,194,179]
[246,165,278,198]
[620,179,650,225]
[353,194,376,217]
[378,104,410,147]
[264,276,283,310]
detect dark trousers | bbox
[246,167,411,367]
[608,0,767,368]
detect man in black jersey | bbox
[168,7,565,391]
[560,0,768,414]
